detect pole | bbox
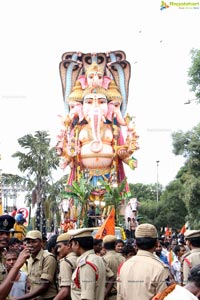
[156,160,160,203]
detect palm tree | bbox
[61,177,95,228]
[3,130,60,237]
[102,178,127,226]
[45,174,69,232]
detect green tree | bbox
[157,180,188,231]
[3,131,60,236]
[172,123,200,228]
[102,179,127,226]
[129,183,163,202]
[45,174,69,232]
[128,181,187,232]
[188,48,200,102]
[62,177,95,228]
[186,177,200,228]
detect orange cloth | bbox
[152,283,177,300]
[94,207,115,239]
[180,224,186,235]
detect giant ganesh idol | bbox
[56,51,139,195]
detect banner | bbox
[94,207,115,239]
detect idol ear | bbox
[78,75,87,89]
[102,76,112,89]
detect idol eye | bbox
[85,99,93,104]
[98,75,103,79]
[99,98,107,104]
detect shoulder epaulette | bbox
[64,257,75,270]
[74,258,99,289]
[180,251,191,266]
[78,256,87,267]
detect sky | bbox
[0,0,200,188]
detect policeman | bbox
[18,230,58,300]
[103,235,125,300]
[0,214,16,282]
[117,223,171,300]
[0,214,29,299]
[69,228,106,300]
[54,232,77,300]
[182,229,200,285]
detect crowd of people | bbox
[0,214,200,300]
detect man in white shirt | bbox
[164,264,200,300]
[171,244,186,283]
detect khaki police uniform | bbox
[25,230,58,300]
[71,249,106,300]
[69,228,106,300]
[27,248,57,299]
[103,235,125,300]
[58,252,77,288]
[104,250,125,299]
[180,249,191,284]
[56,232,77,291]
[182,230,200,284]
[0,255,7,284]
[0,215,16,284]
[117,223,170,300]
[117,249,170,300]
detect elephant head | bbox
[69,101,84,122]
[82,90,109,152]
[78,62,112,89]
[107,100,126,126]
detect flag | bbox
[180,224,186,235]
[94,207,115,239]
[165,227,170,237]
[168,250,175,266]
[180,222,189,235]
